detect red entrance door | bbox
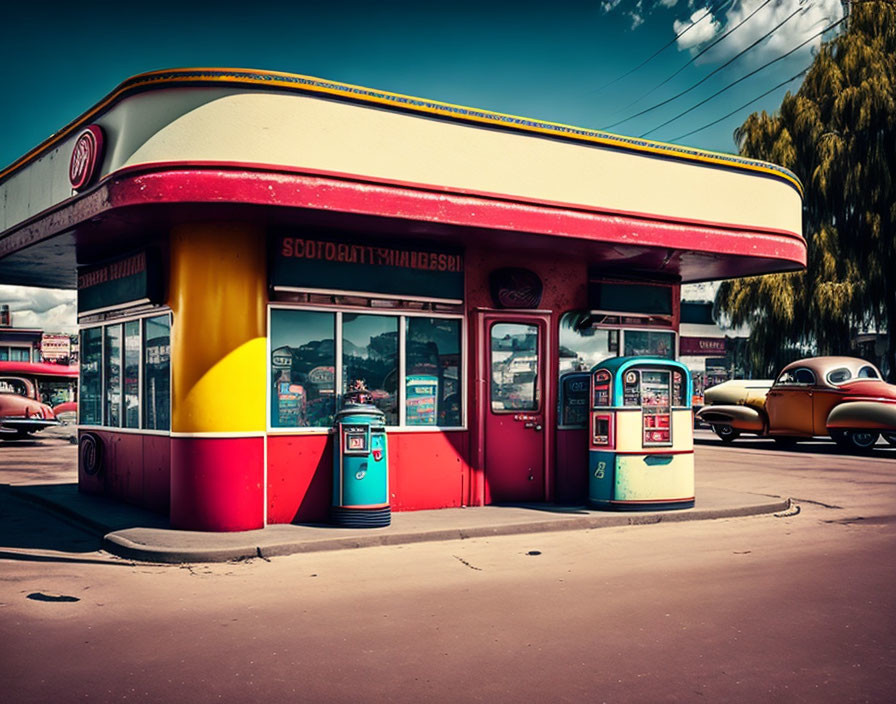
[480,312,549,503]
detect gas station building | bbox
[0,68,804,531]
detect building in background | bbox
[0,305,40,362]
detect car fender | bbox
[826,400,896,432]
[703,380,773,409]
[696,404,766,432]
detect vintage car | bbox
[696,356,896,451]
[0,361,78,439]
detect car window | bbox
[858,365,880,379]
[776,367,815,386]
[826,367,851,384]
[0,376,32,397]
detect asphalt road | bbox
[1,433,895,703]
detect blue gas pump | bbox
[332,403,390,527]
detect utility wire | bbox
[669,69,808,142]
[603,3,806,130]
[640,15,847,138]
[620,0,777,113]
[594,0,732,93]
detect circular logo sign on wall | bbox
[69,125,104,190]
[489,267,543,309]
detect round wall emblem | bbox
[69,125,104,190]
[489,267,543,309]
[79,432,104,476]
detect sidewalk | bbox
[4,480,792,563]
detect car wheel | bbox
[843,430,879,452]
[714,424,740,443]
[883,432,896,447]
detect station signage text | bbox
[78,250,161,314]
[272,235,464,301]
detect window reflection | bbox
[406,317,461,426]
[80,328,102,425]
[143,315,170,431]
[624,330,674,359]
[343,314,398,425]
[104,325,122,427]
[124,320,140,428]
[491,323,539,412]
[270,310,336,428]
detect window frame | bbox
[775,367,816,387]
[78,310,171,435]
[489,320,542,415]
[267,303,467,433]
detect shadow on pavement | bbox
[0,486,102,555]
[0,481,168,563]
[694,434,896,458]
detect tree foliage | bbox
[716,1,896,377]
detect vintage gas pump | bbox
[588,356,694,510]
[332,380,390,527]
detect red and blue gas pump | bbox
[589,356,694,510]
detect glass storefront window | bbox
[624,330,675,359]
[104,325,122,427]
[124,320,141,428]
[490,323,539,412]
[143,315,171,431]
[343,314,398,425]
[270,309,336,428]
[559,313,617,377]
[269,308,464,429]
[406,317,462,427]
[80,328,102,425]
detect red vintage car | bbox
[696,356,896,452]
[0,361,78,439]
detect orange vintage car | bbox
[696,356,896,452]
[0,361,78,439]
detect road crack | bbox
[453,555,482,571]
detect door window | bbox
[490,323,539,412]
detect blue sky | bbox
[0,0,845,332]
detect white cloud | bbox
[0,285,77,334]
[693,0,845,65]
[659,0,680,7]
[674,7,722,51]
[631,12,645,29]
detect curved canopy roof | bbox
[0,68,804,288]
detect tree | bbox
[716,1,896,377]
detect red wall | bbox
[266,430,471,524]
[555,428,588,503]
[77,430,171,515]
[267,434,332,524]
[170,436,264,531]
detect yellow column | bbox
[169,222,267,433]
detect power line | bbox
[669,69,808,142]
[603,3,806,130]
[593,0,732,94]
[620,0,777,113]
[640,15,847,138]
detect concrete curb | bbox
[100,497,793,564]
